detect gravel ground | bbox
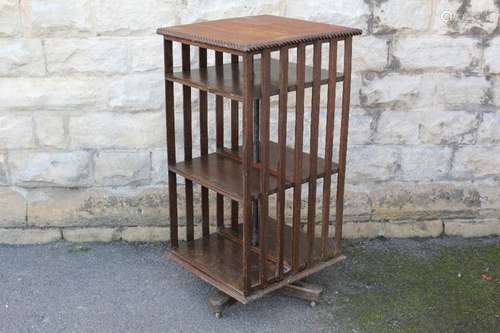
[0,237,498,333]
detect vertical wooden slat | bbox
[242,54,254,293]
[292,44,306,272]
[259,50,271,287]
[276,47,288,279]
[320,41,338,258]
[215,51,224,231]
[182,44,194,242]
[306,41,322,264]
[230,54,239,230]
[335,37,352,256]
[164,39,178,248]
[199,47,209,237]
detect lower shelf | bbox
[167,217,337,303]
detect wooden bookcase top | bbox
[157,15,362,52]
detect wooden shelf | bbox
[168,217,337,303]
[166,59,343,101]
[169,143,338,202]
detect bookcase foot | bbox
[280,281,323,305]
[208,290,237,319]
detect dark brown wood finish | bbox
[321,41,338,257]
[258,49,271,287]
[159,16,359,310]
[182,44,195,242]
[335,38,353,256]
[306,41,322,265]
[292,44,306,272]
[276,47,288,279]
[199,47,210,238]
[157,15,361,52]
[164,39,178,248]
[230,54,239,230]
[165,59,343,101]
[242,54,254,293]
[215,51,225,231]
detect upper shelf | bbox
[157,15,362,53]
[166,59,343,101]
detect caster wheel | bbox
[310,301,317,308]
[214,312,222,319]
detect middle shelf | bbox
[169,142,339,202]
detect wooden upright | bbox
[157,15,361,316]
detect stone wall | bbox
[0,0,499,244]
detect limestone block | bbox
[374,111,420,145]
[0,114,34,149]
[27,186,168,227]
[121,226,169,242]
[342,222,384,239]
[384,220,443,238]
[451,146,500,179]
[393,35,480,70]
[31,0,92,36]
[0,39,45,76]
[69,112,164,149]
[478,113,500,144]
[0,228,61,245]
[10,151,91,187]
[485,37,500,73]
[96,0,178,35]
[285,0,370,32]
[63,227,121,242]
[372,0,432,34]
[0,0,21,37]
[34,113,66,148]
[369,181,481,221]
[151,148,168,184]
[94,150,150,186]
[418,111,479,145]
[347,145,400,183]
[46,38,130,75]
[0,153,8,185]
[0,188,26,227]
[444,219,500,237]
[399,146,452,181]
[0,78,108,112]
[433,0,499,35]
[108,73,164,112]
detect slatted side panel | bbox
[320,41,338,258]
[215,51,225,231]
[182,44,194,242]
[291,43,306,272]
[258,50,271,287]
[276,47,288,279]
[164,39,178,248]
[230,54,240,230]
[335,37,353,255]
[242,54,254,293]
[199,47,210,237]
[305,41,322,265]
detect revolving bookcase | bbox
[157,15,361,317]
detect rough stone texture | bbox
[0,188,26,227]
[0,39,45,76]
[121,226,169,242]
[94,151,150,186]
[10,151,92,187]
[384,220,443,238]
[27,187,168,227]
[30,0,93,37]
[0,0,21,37]
[63,227,121,242]
[444,219,500,237]
[1,1,499,243]
[0,228,61,245]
